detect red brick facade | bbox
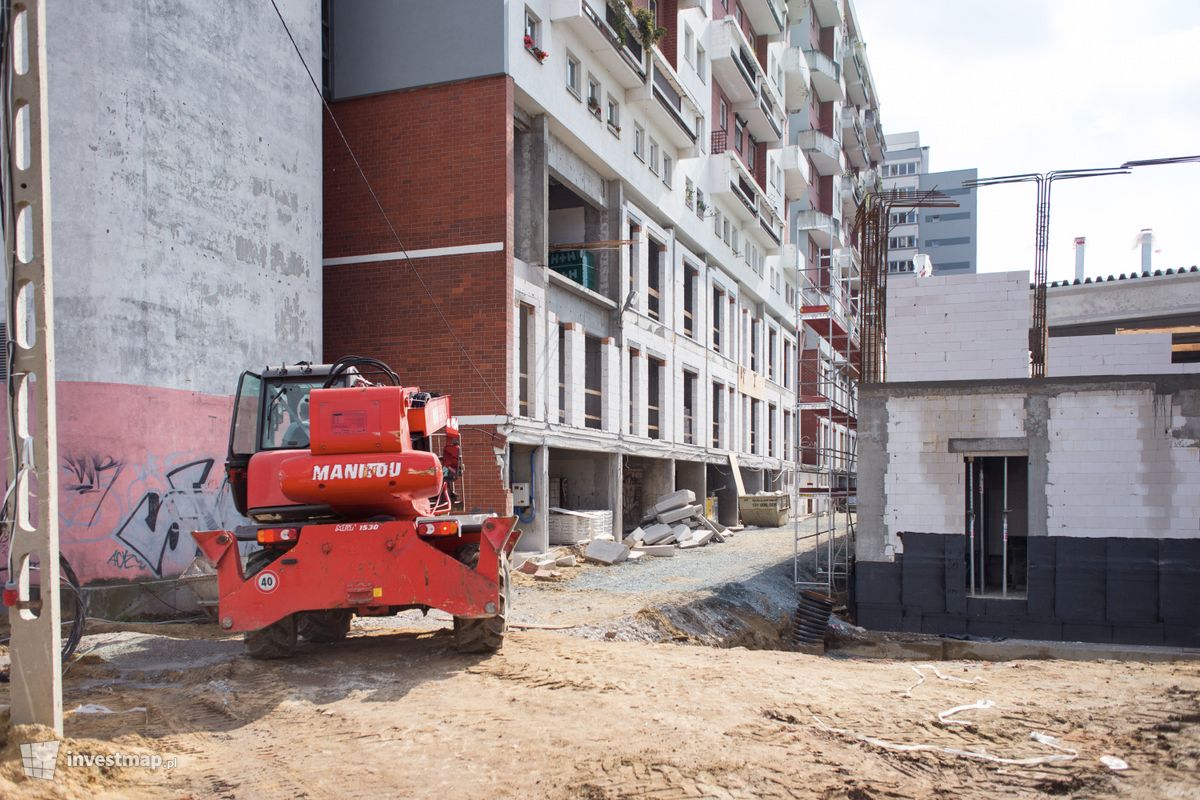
[323,75,515,515]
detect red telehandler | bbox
[193,357,518,659]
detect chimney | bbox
[1073,237,1086,282]
[1139,228,1153,273]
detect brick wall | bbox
[323,75,515,515]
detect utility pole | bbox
[7,0,63,735]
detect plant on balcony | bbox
[632,6,667,49]
[523,34,549,62]
[587,96,602,116]
[696,198,707,214]
[684,185,694,208]
[606,0,633,46]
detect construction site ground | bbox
[2,519,1198,799]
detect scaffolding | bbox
[793,233,859,596]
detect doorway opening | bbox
[963,455,1028,597]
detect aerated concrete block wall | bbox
[883,394,1027,554]
[1049,334,1200,377]
[887,271,1031,382]
[1048,388,1200,538]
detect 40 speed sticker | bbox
[255,570,280,593]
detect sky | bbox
[853,0,1200,282]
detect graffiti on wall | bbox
[60,450,244,582]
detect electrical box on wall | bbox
[511,482,531,507]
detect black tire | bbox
[243,548,297,659]
[452,543,508,654]
[297,609,352,643]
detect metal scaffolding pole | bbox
[6,0,62,734]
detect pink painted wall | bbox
[3,381,244,584]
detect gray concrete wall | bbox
[919,168,977,275]
[330,0,507,100]
[47,0,323,395]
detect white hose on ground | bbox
[937,699,995,725]
[905,663,985,696]
[812,715,1078,766]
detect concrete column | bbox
[601,337,620,432]
[514,115,548,266]
[855,391,889,561]
[604,180,624,302]
[1025,394,1050,538]
[546,313,560,423]
[531,444,550,552]
[563,323,586,428]
[608,452,623,539]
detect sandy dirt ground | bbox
[0,524,1197,798]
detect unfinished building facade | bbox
[322,0,883,550]
[856,269,1200,647]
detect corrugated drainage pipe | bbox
[792,589,833,645]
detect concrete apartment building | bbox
[881,131,977,275]
[856,268,1200,647]
[322,0,884,551]
[1,1,324,589]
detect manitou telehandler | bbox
[193,357,518,659]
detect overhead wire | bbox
[266,0,508,417]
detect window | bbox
[783,409,792,462]
[889,235,916,249]
[647,238,663,320]
[647,358,664,439]
[696,114,705,152]
[684,26,695,65]
[768,328,777,381]
[695,188,705,218]
[768,404,777,458]
[634,123,645,159]
[683,265,697,339]
[606,95,620,132]
[683,371,697,444]
[719,99,728,134]
[584,336,602,430]
[518,304,533,416]
[747,134,756,170]
[734,116,744,153]
[587,75,601,115]
[712,382,723,448]
[712,286,724,352]
[685,177,695,209]
[649,0,658,25]
[889,210,916,225]
[566,54,581,97]
[662,154,673,187]
[696,44,706,82]
[750,398,760,453]
[649,138,660,174]
[524,8,540,45]
[722,217,731,244]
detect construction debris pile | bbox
[516,489,734,577]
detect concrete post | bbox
[601,337,620,432]
[530,301,546,422]
[563,323,585,427]
[8,0,64,734]
[608,452,623,539]
[514,115,548,266]
[532,444,550,552]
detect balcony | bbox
[551,0,645,89]
[796,208,840,249]
[840,107,868,169]
[741,0,787,37]
[631,49,701,152]
[757,204,785,251]
[782,46,810,110]
[779,144,811,200]
[803,48,843,102]
[709,17,760,103]
[710,151,759,222]
[810,0,843,27]
[735,79,785,145]
[864,108,885,163]
[795,128,841,176]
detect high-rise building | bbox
[881,131,977,275]
[322,0,883,551]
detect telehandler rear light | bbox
[417,520,459,536]
[257,527,299,544]
[2,583,17,607]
